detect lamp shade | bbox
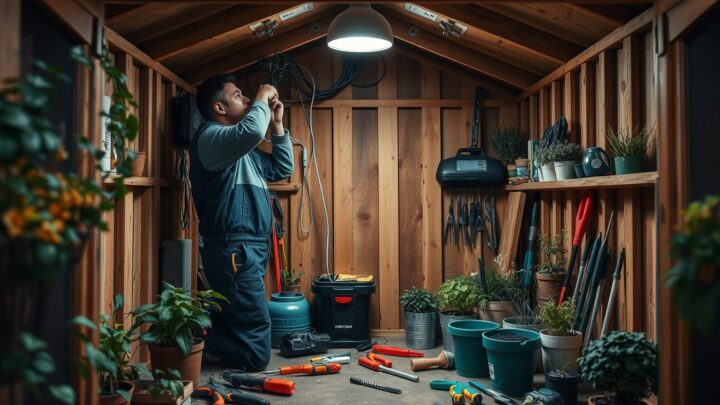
[327,4,393,52]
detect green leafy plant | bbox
[473,258,522,303]
[400,287,438,313]
[131,283,228,356]
[536,230,567,275]
[579,331,659,405]
[606,126,655,158]
[553,141,582,162]
[281,268,304,287]
[507,282,541,325]
[665,195,720,336]
[436,275,486,314]
[538,300,575,336]
[490,126,527,164]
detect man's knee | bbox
[245,344,271,371]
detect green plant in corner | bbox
[131,282,228,357]
[536,230,567,275]
[437,275,486,314]
[538,299,575,336]
[281,268,304,288]
[606,126,655,158]
[578,331,658,405]
[490,126,527,164]
[400,287,438,313]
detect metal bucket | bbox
[404,311,438,350]
[439,311,476,352]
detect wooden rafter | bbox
[386,15,538,89]
[570,4,645,25]
[101,1,654,4]
[416,3,583,64]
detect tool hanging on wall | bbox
[558,191,595,304]
[572,235,595,304]
[483,193,498,250]
[600,246,625,337]
[574,232,602,330]
[521,194,540,294]
[443,194,457,246]
[578,211,614,338]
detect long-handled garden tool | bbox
[521,194,540,292]
[574,232,601,329]
[583,247,612,346]
[558,191,595,304]
[578,211,614,338]
[600,246,625,338]
[571,236,594,303]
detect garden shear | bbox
[483,193,498,250]
[443,193,457,246]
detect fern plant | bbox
[538,300,575,336]
[606,126,654,158]
[400,287,438,313]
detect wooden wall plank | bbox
[564,71,579,142]
[529,94,539,139]
[619,35,642,133]
[332,107,353,273]
[378,106,399,329]
[113,191,134,329]
[550,80,563,122]
[421,64,442,291]
[539,87,549,133]
[497,192,526,273]
[0,0,20,81]
[596,51,616,149]
[520,100,529,135]
[580,62,597,148]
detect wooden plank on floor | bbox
[378,106,399,330]
[332,107,353,273]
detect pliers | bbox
[192,377,270,405]
[483,193,498,250]
[443,194,457,246]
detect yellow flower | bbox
[38,221,61,244]
[49,202,63,218]
[2,209,26,237]
[53,219,65,233]
[69,190,83,206]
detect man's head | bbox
[196,74,251,124]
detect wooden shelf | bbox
[505,172,658,191]
[104,176,176,188]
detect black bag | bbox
[540,116,568,149]
[171,91,202,148]
[279,331,331,358]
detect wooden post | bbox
[421,64,442,291]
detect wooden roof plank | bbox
[570,4,645,25]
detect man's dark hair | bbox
[196,74,237,121]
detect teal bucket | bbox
[448,320,499,377]
[482,328,541,396]
[268,293,311,348]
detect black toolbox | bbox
[311,276,376,348]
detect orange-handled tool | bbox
[262,362,341,376]
[222,371,296,395]
[558,191,595,304]
[192,386,224,405]
[358,356,420,382]
[368,353,392,367]
[371,344,424,357]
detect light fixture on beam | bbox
[327,4,393,53]
[439,19,468,38]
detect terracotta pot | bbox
[536,273,565,302]
[587,395,652,405]
[149,340,204,388]
[131,152,147,177]
[477,301,512,324]
[100,381,135,405]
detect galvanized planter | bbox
[439,311,476,352]
[404,311,437,350]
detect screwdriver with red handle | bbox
[222,371,296,395]
[261,362,342,376]
[371,344,424,357]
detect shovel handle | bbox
[574,191,595,245]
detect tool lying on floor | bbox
[193,377,270,405]
[371,344,424,357]
[429,380,482,405]
[521,388,563,405]
[468,380,518,405]
[261,362,341,376]
[279,331,331,358]
[349,376,402,394]
[359,353,419,382]
[356,340,377,352]
[410,350,454,371]
[310,351,351,363]
[221,371,296,396]
[558,190,595,304]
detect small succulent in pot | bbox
[606,126,655,175]
[400,287,438,313]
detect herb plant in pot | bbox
[280,268,304,295]
[551,141,582,180]
[475,259,519,324]
[579,331,658,405]
[606,126,654,175]
[538,300,582,372]
[436,275,484,352]
[490,126,527,180]
[535,145,557,182]
[131,283,227,387]
[400,287,438,350]
[535,231,568,304]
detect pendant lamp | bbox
[327,4,393,52]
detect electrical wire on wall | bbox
[252,52,386,277]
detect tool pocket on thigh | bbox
[224,244,265,292]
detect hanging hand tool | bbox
[193,377,270,405]
[572,235,595,304]
[463,195,472,247]
[221,371,296,396]
[444,194,457,246]
[483,194,498,250]
[310,351,351,363]
[457,193,467,246]
[359,355,420,382]
[574,232,602,330]
[350,376,402,394]
[600,246,625,338]
[410,350,454,371]
[371,344,424,357]
[469,196,477,246]
[471,193,485,247]
[521,193,540,292]
[558,191,595,304]
[468,380,519,405]
[261,362,341,376]
[579,211,614,338]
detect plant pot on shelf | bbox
[439,311,476,352]
[448,320,499,377]
[100,381,135,405]
[536,273,565,304]
[478,301,512,325]
[130,380,193,405]
[539,329,583,372]
[553,161,576,180]
[545,369,579,405]
[540,163,557,182]
[573,163,586,178]
[131,152,147,177]
[503,317,544,372]
[614,156,644,175]
[482,328,540,397]
[404,311,437,350]
[148,340,204,388]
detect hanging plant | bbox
[665,195,720,336]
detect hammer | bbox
[410,351,454,371]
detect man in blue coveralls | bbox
[190,74,294,370]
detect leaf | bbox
[49,384,76,405]
[113,295,124,313]
[175,332,192,357]
[167,368,181,378]
[19,332,48,352]
[116,389,131,402]
[32,351,55,374]
[69,315,97,330]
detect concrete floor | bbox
[196,337,591,404]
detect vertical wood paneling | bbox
[378,106,399,329]
[113,191,134,328]
[619,35,642,133]
[529,94,539,139]
[550,80,563,122]
[539,87,549,132]
[332,108,353,273]
[596,51,616,147]
[421,64,442,291]
[0,0,20,80]
[580,63,596,148]
[520,100,529,135]
[564,71,579,142]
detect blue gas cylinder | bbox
[268,293,311,348]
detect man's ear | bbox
[213,101,226,116]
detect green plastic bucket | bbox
[448,320,499,377]
[482,328,541,396]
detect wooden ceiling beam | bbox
[143,3,299,61]
[183,14,335,87]
[386,15,538,89]
[101,1,654,4]
[416,2,583,64]
[568,4,644,25]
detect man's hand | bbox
[255,84,278,105]
[269,97,284,135]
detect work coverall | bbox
[190,100,294,370]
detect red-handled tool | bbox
[222,371,296,395]
[261,362,341,376]
[558,191,595,304]
[358,356,419,382]
[368,353,392,367]
[371,344,424,357]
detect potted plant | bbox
[535,145,557,181]
[551,141,582,180]
[482,328,541,396]
[280,267,304,295]
[131,283,227,387]
[436,275,484,352]
[665,195,720,336]
[474,258,519,324]
[502,282,544,371]
[490,126,527,180]
[535,231,568,304]
[400,287,438,350]
[128,149,147,177]
[606,126,654,175]
[579,331,659,405]
[545,368,580,405]
[538,300,582,372]
[130,369,192,405]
